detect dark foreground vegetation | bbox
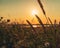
[0,0,60,48]
[0,16,60,48]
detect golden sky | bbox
[0,0,60,24]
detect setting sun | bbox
[32,9,38,16]
[0,0,60,48]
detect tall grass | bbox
[37,0,46,15]
[37,0,49,25]
[0,0,60,48]
[35,15,46,34]
[26,20,37,34]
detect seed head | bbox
[7,19,10,22]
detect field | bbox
[0,17,60,48]
[0,0,60,48]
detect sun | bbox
[32,9,38,16]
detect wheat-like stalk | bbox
[26,20,36,34]
[48,17,54,28]
[37,0,46,15]
[48,17,57,30]
[35,15,46,34]
[48,17,53,25]
[37,0,49,24]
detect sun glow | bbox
[32,9,38,16]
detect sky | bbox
[0,0,60,24]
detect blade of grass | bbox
[37,0,49,24]
[48,17,53,25]
[35,15,46,34]
[37,0,46,15]
[26,20,37,34]
[48,17,57,48]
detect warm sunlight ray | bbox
[32,9,38,16]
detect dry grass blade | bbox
[35,15,46,34]
[37,0,46,15]
[48,17,53,25]
[48,17,55,35]
[37,0,49,24]
[26,20,36,34]
[48,17,55,28]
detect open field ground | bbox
[0,23,60,48]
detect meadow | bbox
[0,16,60,48]
[0,0,60,48]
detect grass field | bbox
[0,0,60,48]
[0,16,60,48]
